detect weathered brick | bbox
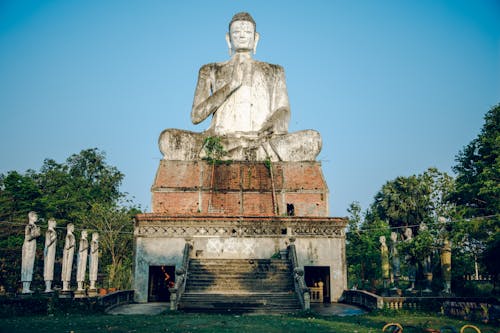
[151,161,329,217]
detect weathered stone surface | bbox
[61,223,75,291]
[151,160,329,217]
[43,218,57,292]
[21,212,41,293]
[158,13,321,162]
[133,215,347,303]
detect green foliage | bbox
[82,203,136,289]
[451,104,500,217]
[202,136,227,164]
[449,104,500,290]
[0,148,125,226]
[346,202,390,289]
[373,174,432,230]
[0,148,138,292]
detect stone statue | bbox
[379,236,390,288]
[439,217,451,294]
[61,223,75,291]
[89,232,99,290]
[404,227,416,291]
[43,218,57,292]
[21,211,41,293]
[159,12,321,162]
[76,230,89,291]
[441,238,452,294]
[390,232,400,284]
[419,223,433,293]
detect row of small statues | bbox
[21,211,99,294]
[379,225,452,294]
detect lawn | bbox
[1,311,497,333]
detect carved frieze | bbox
[135,216,346,238]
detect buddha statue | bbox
[159,12,321,162]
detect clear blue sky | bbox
[1,0,499,216]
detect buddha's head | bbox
[226,12,260,55]
[92,232,99,241]
[48,218,56,230]
[28,211,38,224]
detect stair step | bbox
[179,257,300,313]
[179,292,301,314]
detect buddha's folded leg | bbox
[159,129,205,160]
[268,130,322,161]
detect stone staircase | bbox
[178,258,302,314]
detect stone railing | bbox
[169,240,193,311]
[288,240,310,311]
[310,282,324,303]
[98,290,134,312]
[341,290,384,310]
[342,290,499,322]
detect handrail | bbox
[288,240,310,311]
[99,290,135,312]
[169,240,193,310]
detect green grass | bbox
[1,311,497,333]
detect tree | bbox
[0,148,125,226]
[450,104,500,291]
[373,174,432,232]
[0,148,136,292]
[370,168,456,291]
[82,203,138,289]
[451,104,500,217]
[346,202,390,290]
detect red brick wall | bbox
[151,161,329,217]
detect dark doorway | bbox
[304,266,330,303]
[148,265,175,302]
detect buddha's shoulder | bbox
[198,61,231,72]
[253,60,284,71]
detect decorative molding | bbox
[135,216,346,238]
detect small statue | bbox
[61,223,75,291]
[390,232,401,285]
[380,235,390,288]
[419,223,433,293]
[43,218,57,292]
[89,232,99,291]
[439,217,452,294]
[76,230,89,291]
[404,227,416,291]
[21,211,41,293]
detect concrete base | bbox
[87,289,98,297]
[74,290,87,298]
[59,290,73,299]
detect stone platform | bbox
[151,160,329,217]
[134,160,347,306]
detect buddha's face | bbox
[229,20,255,52]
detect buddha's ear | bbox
[225,33,232,56]
[253,32,260,55]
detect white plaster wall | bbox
[133,236,346,303]
[192,237,286,259]
[133,237,186,302]
[294,238,347,302]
